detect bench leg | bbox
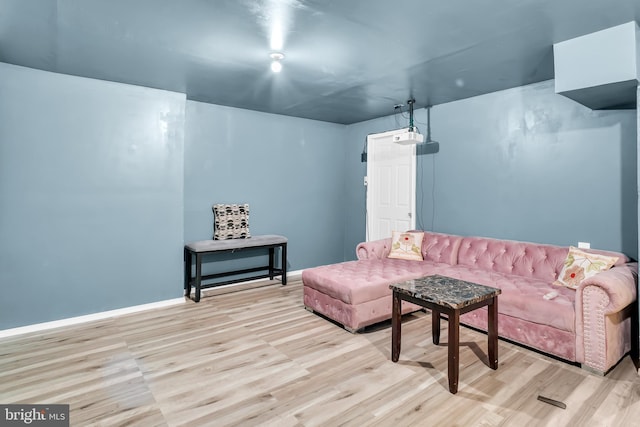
[269,247,275,280]
[184,248,192,298]
[194,253,202,302]
[281,243,287,285]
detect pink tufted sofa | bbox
[302,231,638,374]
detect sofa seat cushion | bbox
[302,258,448,305]
[435,265,577,332]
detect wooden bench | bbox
[184,235,287,302]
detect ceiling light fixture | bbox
[270,26,284,51]
[270,52,284,73]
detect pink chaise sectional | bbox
[302,231,638,374]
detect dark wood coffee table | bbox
[390,274,501,394]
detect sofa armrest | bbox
[575,262,638,373]
[578,262,638,314]
[356,238,392,260]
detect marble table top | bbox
[390,275,501,309]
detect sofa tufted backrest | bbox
[457,236,571,281]
[421,231,464,265]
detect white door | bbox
[366,129,416,241]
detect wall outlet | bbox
[363,176,368,186]
[578,241,590,249]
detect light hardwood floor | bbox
[1,277,639,426]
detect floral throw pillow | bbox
[553,246,618,290]
[387,231,425,261]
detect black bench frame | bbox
[184,241,287,302]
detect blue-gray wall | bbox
[345,80,638,260]
[0,62,186,329]
[0,63,348,330]
[184,101,347,273]
[0,61,637,331]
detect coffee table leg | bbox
[448,310,460,394]
[391,291,401,362]
[432,309,441,345]
[488,296,498,369]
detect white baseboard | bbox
[0,298,185,339]
[0,270,302,339]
